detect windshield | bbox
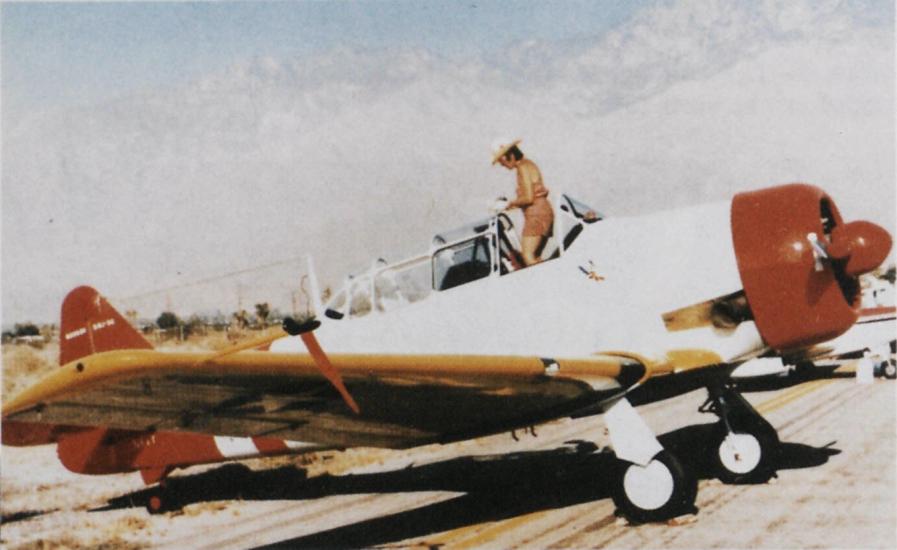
[374,256,432,311]
[326,255,434,319]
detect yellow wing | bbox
[3,349,652,449]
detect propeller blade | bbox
[196,317,360,414]
[283,316,361,415]
[299,330,360,414]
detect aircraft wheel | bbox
[145,482,177,514]
[611,450,697,524]
[146,491,166,514]
[882,359,896,380]
[711,422,777,484]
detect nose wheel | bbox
[611,450,697,523]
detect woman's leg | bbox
[521,236,543,266]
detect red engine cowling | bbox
[731,183,891,352]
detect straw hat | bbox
[491,138,521,165]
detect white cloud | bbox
[3,0,893,323]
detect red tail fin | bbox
[59,286,153,366]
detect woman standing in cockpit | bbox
[491,139,553,266]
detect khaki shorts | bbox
[522,202,553,237]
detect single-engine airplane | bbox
[2,183,892,522]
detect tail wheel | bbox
[146,491,166,514]
[711,421,778,484]
[145,481,177,514]
[612,450,697,523]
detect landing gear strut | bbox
[603,398,697,523]
[701,383,780,484]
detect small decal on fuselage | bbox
[578,260,605,282]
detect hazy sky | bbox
[2,1,653,112]
[2,0,895,324]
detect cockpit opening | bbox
[324,193,603,320]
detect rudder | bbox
[59,286,153,366]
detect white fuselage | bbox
[272,200,764,362]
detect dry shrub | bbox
[2,343,58,402]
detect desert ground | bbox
[1,340,895,549]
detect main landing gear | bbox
[700,383,780,484]
[880,358,896,380]
[612,449,698,523]
[603,398,697,523]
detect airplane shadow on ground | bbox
[95,422,841,548]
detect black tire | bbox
[882,359,896,380]
[611,450,697,524]
[710,420,778,484]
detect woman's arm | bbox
[508,163,538,208]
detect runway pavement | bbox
[1,376,894,549]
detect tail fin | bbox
[59,286,153,366]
